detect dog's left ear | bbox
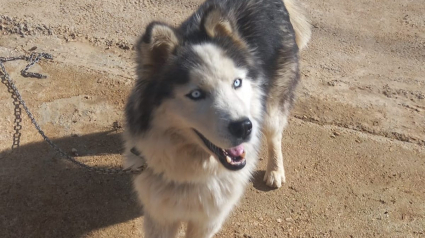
[202,8,248,49]
[202,8,235,38]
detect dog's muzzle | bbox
[194,130,247,171]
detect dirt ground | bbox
[1,0,424,237]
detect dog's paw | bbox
[123,149,146,170]
[263,169,286,188]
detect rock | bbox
[71,148,78,156]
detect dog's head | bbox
[129,9,265,171]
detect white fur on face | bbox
[163,43,260,149]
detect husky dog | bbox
[123,0,311,237]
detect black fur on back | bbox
[126,0,299,135]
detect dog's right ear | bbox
[137,22,179,76]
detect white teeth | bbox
[240,151,246,159]
[226,155,232,164]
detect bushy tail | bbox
[284,0,312,50]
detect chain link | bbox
[0,53,145,175]
[1,58,22,149]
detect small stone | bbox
[277,218,282,223]
[327,80,337,86]
[330,134,336,138]
[113,121,122,129]
[71,148,78,156]
[355,139,361,143]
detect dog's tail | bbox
[284,0,312,50]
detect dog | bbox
[123,0,311,237]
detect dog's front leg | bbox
[144,213,180,238]
[263,106,289,188]
[264,131,286,188]
[186,216,226,238]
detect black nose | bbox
[228,118,252,140]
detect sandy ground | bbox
[1,0,424,237]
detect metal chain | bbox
[0,53,145,175]
[21,53,53,78]
[0,56,26,149]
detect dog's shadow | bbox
[251,170,277,192]
[0,131,142,238]
[0,130,279,237]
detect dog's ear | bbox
[202,8,248,49]
[202,8,234,38]
[137,22,179,77]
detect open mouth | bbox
[194,130,246,171]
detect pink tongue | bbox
[226,145,245,157]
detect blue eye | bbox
[233,78,242,89]
[186,89,205,100]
